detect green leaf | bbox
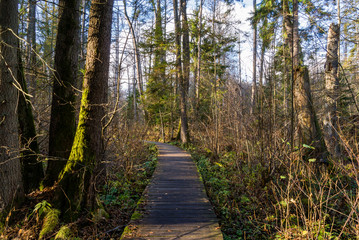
[309,158,316,162]
[215,162,223,167]
[280,175,286,179]
[303,144,315,149]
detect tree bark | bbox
[250,0,257,115]
[17,47,44,193]
[323,23,341,157]
[154,0,166,83]
[282,0,292,117]
[56,0,114,217]
[294,66,326,158]
[180,0,190,144]
[45,0,81,187]
[0,0,23,212]
[293,0,299,66]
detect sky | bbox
[232,0,255,82]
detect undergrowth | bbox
[0,140,158,240]
[176,141,359,240]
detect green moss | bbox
[120,225,133,240]
[60,88,93,179]
[56,87,97,216]
[130,211,142,221]
[39,208,60,239]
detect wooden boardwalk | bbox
[121,142,223,240]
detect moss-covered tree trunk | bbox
[179,0,190,144]
[0,0,23,212]
[17,48,44,193]
[44,0,81,187]
[56,0,114,217]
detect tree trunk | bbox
[0,0,23,212]
[17,48,44,193]
[195,0,204,110]
[250,0,257,115]
[323,23,341,157]
[154,0,166,83]
[80,0,88,71]
[173,0,181,142]
[293,0,299,66]
[26,0,37,97]
[179,0,190,144]
[44,0,81,187]
[56,0,114,217]
[282,0,292,118]
[123,0,143,97]
[294,66,326,158]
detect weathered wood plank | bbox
[121,142,223,240]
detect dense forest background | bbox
[0,0,359,239]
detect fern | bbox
[55,225,72,240]
[39,208,60,239]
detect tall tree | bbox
[250,0,257,115]
[26,0,37,97]
[282,0,292,118]
[0,0,23,212]
[17,48,44,193]
[56,0,114,216]
[195,0,204,109]
[179,0,190,143]
[123,0,143,98]
[44,0,81,187]
[323,23,341,157]
[291,0,326,157]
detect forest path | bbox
[121,142,223,240]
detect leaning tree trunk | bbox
[17,48,44,193]
[294,67,327,159]
[180,0,190,144]
[323,23,341,157]
[0,0,23,212]
[44,0,81,187]
[56,0,114,218]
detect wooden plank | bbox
[121,142,223,240]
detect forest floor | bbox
[0,142,158,240]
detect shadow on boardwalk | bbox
[121,142,223,240]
